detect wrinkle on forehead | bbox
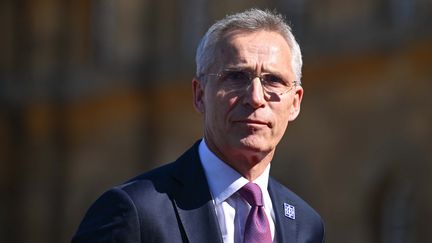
[215,30,292,75]
[243,43,282,67]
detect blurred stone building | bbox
[1,0,431,242]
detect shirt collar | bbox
[198,139,271,205]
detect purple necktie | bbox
[238,182,272,243]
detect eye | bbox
[222,70,250,82]
[262,74,286,86]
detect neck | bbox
[204,139,274,181]
[228,151,273,181]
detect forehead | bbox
[214,30,292,71]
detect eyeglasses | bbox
[204,69,301,96]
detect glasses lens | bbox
[219,70,250,91]
[216,70,294,95]
[222,70,249,81]
[261,73,291,94]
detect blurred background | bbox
[1,0,431,242]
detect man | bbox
[73,8,324,243]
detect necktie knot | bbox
[239,182,263,207]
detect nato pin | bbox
[284,203,295,220]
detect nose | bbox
[243,77,268,108]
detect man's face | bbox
[193,30,303,167]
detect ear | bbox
[288,86,303,121]
[192,78,205,114]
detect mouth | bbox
[233,119,272,128]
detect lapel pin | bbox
[284,203,295,220]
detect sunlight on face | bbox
[195,30,303,170]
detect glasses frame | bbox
[203,69,302,96]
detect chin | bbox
[237,136,273,153]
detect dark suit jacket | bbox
[72,141,324,243]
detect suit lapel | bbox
[268,178,297,243]
[170,142,298,243]
[170,141,223,243]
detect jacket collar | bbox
[170,140,223,243]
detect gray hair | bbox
[195,8,303,81]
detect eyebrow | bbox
[222,65,286,78]
[221,63,251,71]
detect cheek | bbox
[226,96,239,111]
[204,91,233,121]
[214,91,238,114]
[272,104,291,131]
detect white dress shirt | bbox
[198,140,276,243]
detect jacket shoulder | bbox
[72,141,202,243]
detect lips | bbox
[233,119,272,128]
